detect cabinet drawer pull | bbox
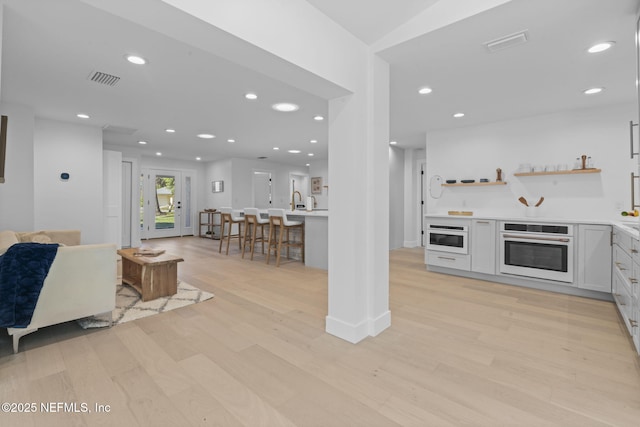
[615,262,627,270]
[632,249,638,254]
[630,278,638,284]
[476,221,490,224]
[437,256,456,261]
[631,120,638,158]
[630,319,638,327]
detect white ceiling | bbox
[380,0,640,148]
[1,0,639,160]
[304,0,440,44]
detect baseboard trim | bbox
[326,311,391,344]
[403,240,419,248]
[369,310,391,336]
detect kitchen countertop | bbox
[240,209,328,218]
[287,209,329,217]
[425,213,639,238]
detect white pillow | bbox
[0,230,19,256]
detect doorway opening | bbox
[140,168,195,239]
[253,170,273,209]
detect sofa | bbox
[0,230,117,353]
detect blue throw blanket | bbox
[0,243,59,328]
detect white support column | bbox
[326,53,390,343]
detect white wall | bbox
[403,148,426,248]
[204,157,310,210]
[426,103,637,221]
[34,118,104,243]
[0,103,35,231]
[389,146,404,249]
[204,158,233,209]
[103,150,122,247]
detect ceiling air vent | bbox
[88,70,121,86]
[483,30,529,53]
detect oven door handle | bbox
[502,234,570,243]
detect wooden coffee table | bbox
[117,248,184,302]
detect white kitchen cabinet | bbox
[577,224,612,292]
[471,219,496,274]
[427,251,471,271]
[611,224,640,354]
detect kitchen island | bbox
[252,209,328,270]
[287,210,328,270]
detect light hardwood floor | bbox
[1,236,639,426]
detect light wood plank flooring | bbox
[1,237,639,426]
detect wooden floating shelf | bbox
[442,181,508,187]
[448,211,473,216]
[513,168,601,177]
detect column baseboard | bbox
[325,310,391,344]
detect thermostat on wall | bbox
[60,172,70,181]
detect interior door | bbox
[121,160,132,247]
[253,171,272,209]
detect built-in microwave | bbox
[426,223,469,255]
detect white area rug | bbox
[77,281,214,329]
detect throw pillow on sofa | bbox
[0,230,19,256]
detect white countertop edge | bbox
[424,213,639,238]
[287,210,329,217]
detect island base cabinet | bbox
[577,224,612,292]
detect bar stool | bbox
[218,207,244,255]
[242,208,269,260]
[266,208,304,267]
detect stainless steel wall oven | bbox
[499,222,574,283]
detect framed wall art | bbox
[212,180,224,193]
[311,177,322,194]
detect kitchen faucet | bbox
[291,190,302,211]
[311,195,317,208]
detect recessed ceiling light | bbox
[588,42,615,53]
[418,87,433,95]
[272,103,299,112]
[165,129,175,133]
[156,152,162,156]
[245,93,258,100]
[288,149,301,154]
[273,147,280,150]
[125,54,147,65]
[310,139,318,144]
[227,139,235,143]
[196,157,201,161]
[584,87,604,95]
[138,140,147,145]
[453,113,465,118]
[77,113,90,119]
[313,115,324,121]
[389,141,397,145]
[306,163,310,166]
[308,153,314,156]
[197,133,215,139]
